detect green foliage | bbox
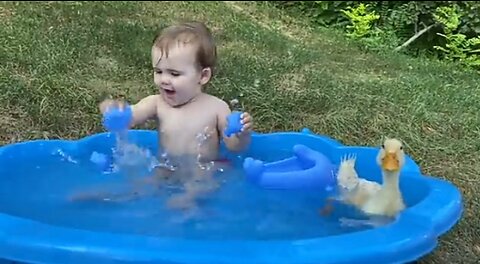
[275,1,480,36]
[273,1,480,67]
[272,1,357,27]
[339,3,401,52]
[341,3,379,39]
[434,5,461,32]
[455,1,480,37]
[433,5,480,68]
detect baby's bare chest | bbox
[157,106,219,139]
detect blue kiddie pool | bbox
[0,123,463,263]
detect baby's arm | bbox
[99,95,159,128]
[217,101,252,152]
[130,95,159,127]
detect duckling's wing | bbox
[337,155,359,191]
[357,179,381,194]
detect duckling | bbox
[336,138,406,217]
[336,155,381,208]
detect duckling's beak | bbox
[382,152,400,172]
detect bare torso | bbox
[155,93,225,162]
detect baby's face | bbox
[152,43,209,107]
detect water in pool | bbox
[0,135,392,241]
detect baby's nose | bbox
[160,75,170,85]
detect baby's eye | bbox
[154,70,162,74]
[171,71,180,77]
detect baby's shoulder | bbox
[202,93,230,110]
[141,94,161,106]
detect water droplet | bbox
[53,148,78,164]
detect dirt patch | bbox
[219,39,267,58]
[0,105,34,145]
[0,5,14,20]
[275,71,306,93]
[224,1,297,40]
[85,78,152,102]
[94,57,119,72]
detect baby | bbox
[99,21,254,209]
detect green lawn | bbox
[1,1,479,263]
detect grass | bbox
[1,1,479,263]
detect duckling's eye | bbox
[400,146,403,150]
[381,144,385,149]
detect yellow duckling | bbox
[336,138,406,217]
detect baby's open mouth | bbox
[163,88,176,95]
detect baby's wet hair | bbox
[152,20,217,77]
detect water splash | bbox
[195,126,215,171]
[157,152,177,172]
[99,126,223,181]
[78,125,229,207]
[163,125,231,211]
[53,149,78,164]
[111,131,175,178]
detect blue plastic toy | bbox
[224,111,243,137]
[243,144,335,190]
[102,103,133,132]
[0,129,463,264]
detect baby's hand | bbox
[239,112,253,135]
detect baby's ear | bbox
[200,67,212,85]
